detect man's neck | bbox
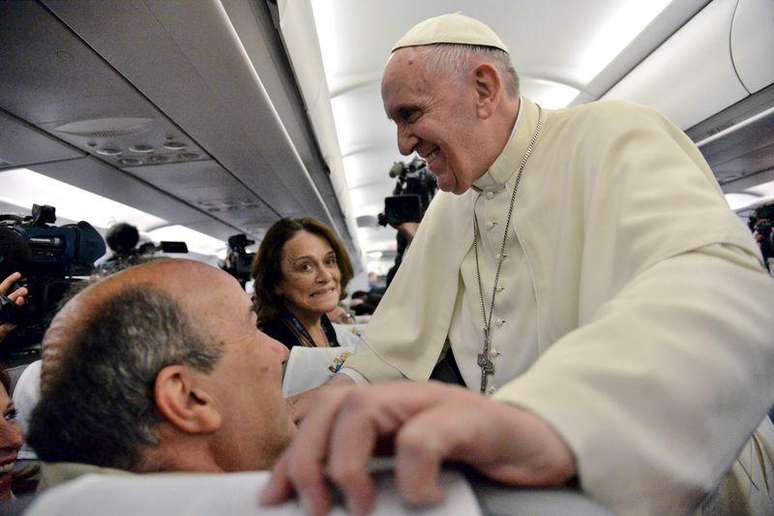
[473,96,522,183]
[149,441,224,474]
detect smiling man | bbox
[26,259,294,486]
[265,13,774,516]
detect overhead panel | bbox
[125,160,278,234]
[0,110,83,169]
[689,84,774,184]
[0,2,207,169]
[30,156,242,241]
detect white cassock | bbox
[343,97,774,515]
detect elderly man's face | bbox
[201,271,295,471]
[382,48,487,194]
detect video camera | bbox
[376,158,438,286]
[0,204,106,359]
[98,222,189,275]
[221,233,255,288]
[377,157,437,227]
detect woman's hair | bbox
[250,218,354,324]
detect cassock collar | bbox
[472,97,540,193]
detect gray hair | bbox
[27,286,223,471]
[417,44,519,98]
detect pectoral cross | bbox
[477,330,495,393]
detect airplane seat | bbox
[6,363,28,394]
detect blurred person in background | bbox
[0,366,23,503]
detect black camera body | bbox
[377,157,437,227]
[1,205,105,277]
[222,233,255,288]
[0,204,106,360]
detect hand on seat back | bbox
[263,381,576,516]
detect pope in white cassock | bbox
[262,13,774,516]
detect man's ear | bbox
[154,365,222,435]
[472,62,502,119]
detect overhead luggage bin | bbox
[603,0,745,129]
[731,0,774,95]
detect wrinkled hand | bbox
[0,272,28,341]
[263,381,576,515]
[287,374,355,424]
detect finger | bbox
[265,387,351,514]
[8,287,28,304]
[393,406,451,506]
[288,390,315,424]
[325,393,381,515]
[260,456,293,504]
[0,273,20,295]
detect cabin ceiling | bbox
[0,0,354,261]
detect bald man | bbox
[26,259,294,485]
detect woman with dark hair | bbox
[0,366,23,502]
[251,218,357,350]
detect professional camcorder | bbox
[377,157,437,227]
[99,222,188,275]
[377,157,438,286]
[0,204,106,358]
[221,233,255,288]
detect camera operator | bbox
[377,157,437,286]
[748,202,774,274]
[221,234,255,289]
[0,272,28,343]
[99,222,189,277]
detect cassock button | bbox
[495,253,508,260]
[487,386,497,395]
[496,286,505,293]
[495,319,506,327]
[485,191,495,200]
[486,220,498,230]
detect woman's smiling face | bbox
[0,382,22,502]
[275,230,342,320]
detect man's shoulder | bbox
[542,99,677,151]
[39,462,132,492]
[552,100,669,130]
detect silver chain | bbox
[473,105,544,393]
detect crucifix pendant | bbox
[477,351,495,393]
[478,329,496,393]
